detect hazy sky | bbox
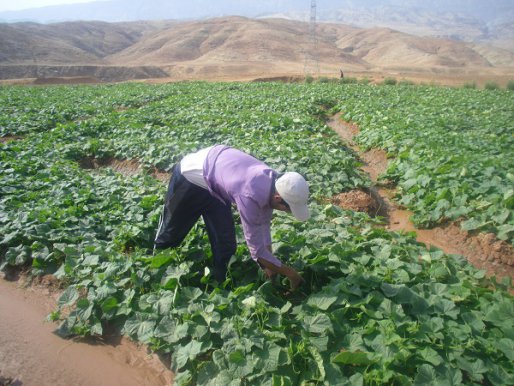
[0,0,511,23]
[0,0,103,12]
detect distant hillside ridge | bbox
[0,17,513,82]
[1,0,513,53]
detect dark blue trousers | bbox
[154,164,236,282]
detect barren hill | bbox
[0,17,513,84]
[333,27,492,68]
[106,18,369,78]
[0,21,177,64]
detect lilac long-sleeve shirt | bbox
[203,145,282,267]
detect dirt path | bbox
[328,113,514,281]
[0,277,173,386]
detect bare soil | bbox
[79,156,170,182]
[0,274,173,386]
[0,136,23,144]
[327,113,514,282]
[331,189,384,217]
[33,77,101,85]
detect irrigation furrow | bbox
[328,113,514,281]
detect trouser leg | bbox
[154,165,202,250]
[153,164,236,282]
[202,202,237,282]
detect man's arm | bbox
[235,197,303,290]
[257,257,304,291]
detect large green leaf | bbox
[174,340,204,370]
[332,350,373,366]
[302,314,333,335]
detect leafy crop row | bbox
[338,84,514,243]
[54,206,514,385]
[1,82,513,385]
[0,83,176,136]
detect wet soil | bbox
[327,113,514,281]
[0,274,174,386]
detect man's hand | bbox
[284,268,304,291]
[257,258,304,292]
[263,267,277,280]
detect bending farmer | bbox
[154,145,310,291]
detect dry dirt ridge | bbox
[79,156,169,182]
[327,113,514,282]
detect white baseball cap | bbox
[275,172,310,221]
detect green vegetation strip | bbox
[1,82,513,385]
[338,84,514,242]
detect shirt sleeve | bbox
[235,195,282,267]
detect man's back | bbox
[204,145,276,208]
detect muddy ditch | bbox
[327,113,514,281]
[0,273,174,386]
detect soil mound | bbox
[331,189,380,216]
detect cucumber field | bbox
[1,80,513,385]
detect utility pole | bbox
[303,0,320,77]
